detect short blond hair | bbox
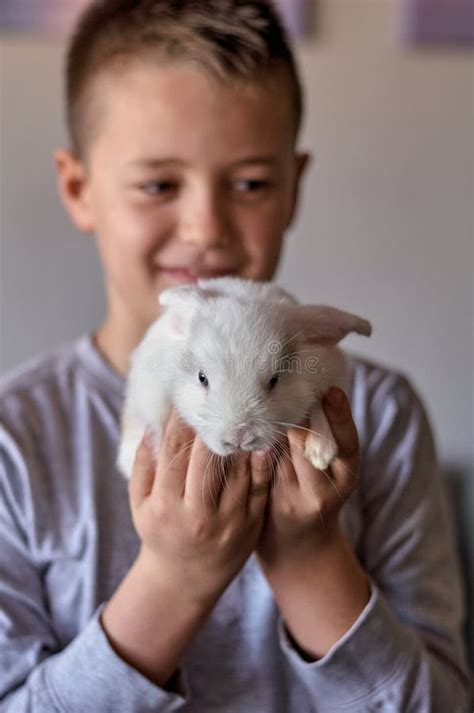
[65,0,304,157]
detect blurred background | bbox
[1,0,473,664]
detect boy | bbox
[0,1,470,711]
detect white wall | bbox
[1,0,473,647]
[279,1,473,473]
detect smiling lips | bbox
[158,266,235,283]
[160,268,198,283]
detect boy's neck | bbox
[93,319,148,378]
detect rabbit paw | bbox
[304,408,338,471]
[304,433,338,471]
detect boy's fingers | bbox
[313,388,361,494]
[185,437,224,510]
[129,432,156,509]
[246,450,271,518]
[250,450,272,492]
[290,417,310,451]
[275,432,299,487]
[322,388,359,463]
[154,409,195,497]
[218,450,253,514]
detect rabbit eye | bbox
[268,374,279,391]
[198,370,209,388]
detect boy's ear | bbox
[54,148,94,233]
[285,151,312,230]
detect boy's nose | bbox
[180,187,230,249]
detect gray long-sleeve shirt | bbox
[0,333,471,712]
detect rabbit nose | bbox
[223,423,254,450]
[241,436,260,450]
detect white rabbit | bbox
[117,276,372,479]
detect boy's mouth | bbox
[159,268,198,284]
[158,266,236,283]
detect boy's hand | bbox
[129,409,271,605]
[256,387,360,569]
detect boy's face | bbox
[56,60,309,336]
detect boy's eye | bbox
[139,180,177,195]
[233,179,270,193]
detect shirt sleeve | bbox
[0,425,189,712]
[277,372,472,712]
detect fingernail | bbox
[143,429,155,449]
[326,387,344,407]
[253,449,269,465]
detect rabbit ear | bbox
[283,304,372,346]
[158,284,219,309]
[258,283,298,305]
[196,276,297,305]
[159,284,219,337]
